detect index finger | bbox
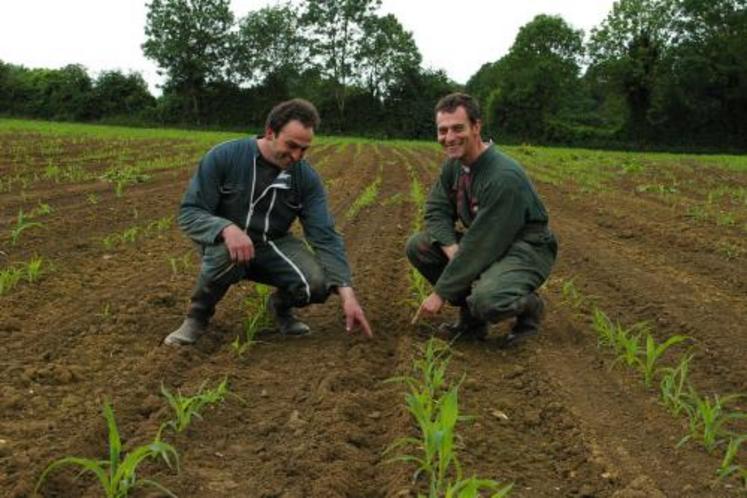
[358,313,373,338]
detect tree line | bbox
[0,0,744,149]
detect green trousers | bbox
[187,234,330,323]
[405,230,557,322]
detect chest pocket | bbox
[218,184,246,215]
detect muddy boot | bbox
[163,317,207,346]
[500,293,544,349]
[269,293,310,337]
[438,306,488,341]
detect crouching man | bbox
[407,93,557,347]
[165,99,372,346]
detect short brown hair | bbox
[265,98,321,133]
[435,93,481,124]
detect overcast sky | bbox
[1,0,617,94]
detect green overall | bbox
[406,145,557,322]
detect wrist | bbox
[337,286,356,303]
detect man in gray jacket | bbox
[165,99,372,346]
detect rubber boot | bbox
[163,280,230,346]
[164,317,207,346]
[500,292,544,348]
[269,293,310,337]
[438,306,488,341]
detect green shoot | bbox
[638,334,690,388]
[36,401,179,498]
[679,392,747,453]
[591,308,616,351]
[613,332,642,369]
[25,256,44,283]
[717,436,747,489]
[10,208,43,245]
[385,338,511,496]
[159,377,230,435]
[233,284,272,356]
[0,267,24,295]
[561,279,585,309]
[659,353,694,416]
[346,176,381,219]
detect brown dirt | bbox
[1,133,745,497]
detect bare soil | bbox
[1,133,745,497]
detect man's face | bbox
[436,106,481,162]
[265,120,314,168]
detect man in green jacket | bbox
[407,93,557,347]
[165,99,372,346]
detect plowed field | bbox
[1,119,746,497]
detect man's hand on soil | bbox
[222,224,254,264]
[412,292,445,324]
[338,287,373,338]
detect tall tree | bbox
[483,15,585,141]
[301,0,382,125]
[142,0,234,121]
[357,14,422,99]
[587,0,676,139]
[233,3,307,85]
[652,0,747,145]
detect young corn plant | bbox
[25,256,44,282]
[560,278,586,309]
[10,208,43,245]
[591,308,617,351]
[718,436,747,489]
[659,352,694,416]
[613,331,642,369]
[0,266,24,295]
[346,176,381,219]
[232,284,272,356]
[637,334,690,388]
[678,391,747,453]
[36,401,179,498]
[386,339,512,497]
[159,377,230,435]
[101,166,150,197]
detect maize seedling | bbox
[659,352,694,416]
[678,391,747,453]
[36,401,179,498]
[159,377,230,435]
[638,334,690,388]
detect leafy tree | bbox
[357,14,422,99]
[384,68,458,139]
[91,71,155,119]
[587,0,676,139]
[41,64,95,121]
[650,0,747,145]
[483,15,585,141]
[233,3,307,85]
[301,0,382,125]
[142,0,235,121]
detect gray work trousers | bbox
[187,234,330,323]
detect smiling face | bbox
[436,106,483,164]
[263,120,314,169]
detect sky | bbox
[0,0,618,94]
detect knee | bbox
[405,232,429,265]
[307,270,330,304]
